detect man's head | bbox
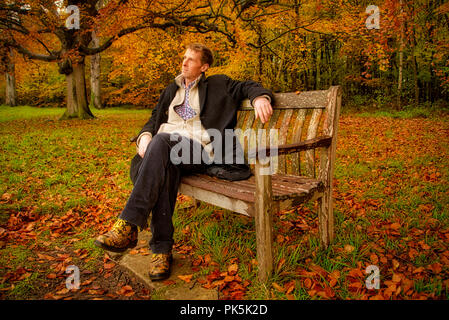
[182,43,213,82]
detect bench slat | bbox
[289,109,308,175]
[305,108,323,177]
[180,173,322,204]
[277,109,294,174]
[240,90,328,110]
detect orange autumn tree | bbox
[0,0,262,119]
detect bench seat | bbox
[180,173,324,217]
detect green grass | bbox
[1,105,448,300]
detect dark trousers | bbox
[120,132,209,254]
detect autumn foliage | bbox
[1,0,448,110]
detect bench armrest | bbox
[248,135,332,159]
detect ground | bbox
[1,105,448,300]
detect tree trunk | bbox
[397,0,405,110]
[412,55,419,105]
[315,37,321,90]
[61,57,95,119]
[5,47,17,107]
[90,29,102,109]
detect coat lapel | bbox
[198,73,207,114]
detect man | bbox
[94,43,273,281]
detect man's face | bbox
[181,49,209,81]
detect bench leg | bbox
[318,189,334,248]
[255,160,273,282]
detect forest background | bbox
[1,0,449,301]
[1,0,448,113]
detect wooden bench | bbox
[178,86,342,281]
[179,86,341,281]
[131,86,341,282]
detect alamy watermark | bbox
[65,5,80,30]
[366,5,380,30]
[168,127,279,175]
[365,265,380,289]
[65,265,80,290]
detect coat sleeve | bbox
[223,75,274,106]
[137,87,169,138]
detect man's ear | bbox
[200,64,209,73]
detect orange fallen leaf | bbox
[272,282,285,292]
[228,264,239,275]
[276,258,286,272]
[428,263,442,274]
[344,244,355,253]
[56,288,70,295]
[392,259,400,270]
[285,280,296,294]
[303,278,312,289]
[178,274,193,283]
[392,273,402,283]
[389,222,401,230]
[103,262,115,270]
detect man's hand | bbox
[138,134,152,158]
[253,96,273,124]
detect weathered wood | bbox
[278,109,294,174]
[240,90,328,110]
[179,182,254,217]
[180,174,323,203]
[248,135,332,158]
[289,109,307,175]
[254,159,273,282]
[173,85,342,281]
[236,110,248,131]
[317,86,342,248]
[305,108,323,178]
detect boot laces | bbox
[111,219,128,233]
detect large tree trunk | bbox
[5,47,17,107]
[61,57,95,119]
[90,29,102,109]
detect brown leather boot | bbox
[149,253,172,281]
[94,218,138,253]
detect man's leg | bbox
[95,133,178,253]
[119,132,181,229]
[95,132,207,252]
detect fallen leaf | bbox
[392,259,400,270]
[56,288,70,295]
[277,258,286,272]
[103,262,115,270]
[389,222,401,230]
[228,264,239,276]
[272,282,285,292]
[428,263,442,274]
[303,278,312,289]
[178,274,193,283]
[392,273,402,283]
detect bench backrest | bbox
[236,86,342,178]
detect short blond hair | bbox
[187,43,213,67]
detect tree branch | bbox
[4,41,59,62]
